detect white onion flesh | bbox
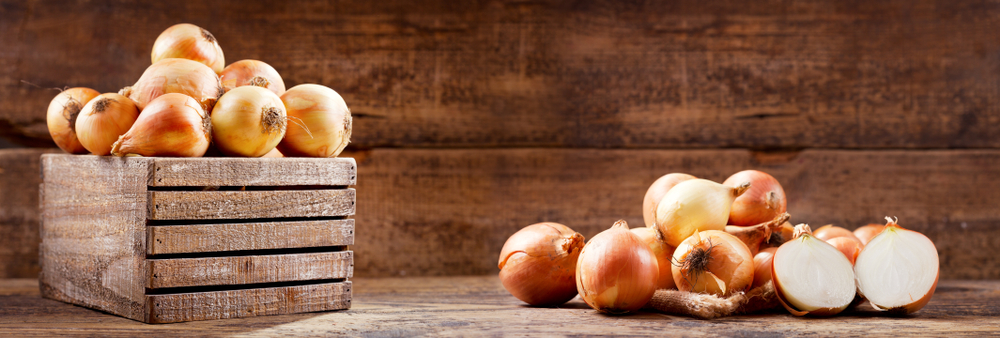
[854,220,939,312]
[773,233,856,314]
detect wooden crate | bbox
[38,154,356,324]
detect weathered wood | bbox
[146,280,352,324]
[147,219,355,255]
[147,251,353,289]
[147,189,356,220]
[0,148,59,278]
[149,157,357,187]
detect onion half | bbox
[772,224,856,316]
[854,217,939,314]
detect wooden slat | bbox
[146,280,351,324]
[0,149,59,278]
[147,219,354,255]
[149,157,356,187]
[147,189,356,220]
[147,251,353,289]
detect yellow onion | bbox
[277,84,352,158]
[498,222,584,306]
[220,60,285,95]
[47,87,99,153]
[653,179,751,247]
[751,247,778,289]
[854,217,939,314]
[826,237,863,265]
[75,93,140,155]
[151,23,225,73]
[772,224,856,316]
[724,170,787,226]
[120,58,222,112]
[671,230,754,297]
[641,173,697,227]
[576,220,658,314]
[813,224,861,242]
[111,93,210,157]
[853,223,885,245]
[630,227,676,290]
[211,86,286,157]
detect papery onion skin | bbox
[853,223,884,246]
[110,93,211,157]
[152,23,225,73]
[772,224,856,316]
[630,227,677,290]
[499,222,584,306]
[724,170,787,227]
[653,179,751,247]
[75,93,140,155]
[725,212,789,255]
[211,86,287,157]
[576,220,659,314]
[751,247,778,289]
[813,224,861,242]
[220,60,285,96]
[854,218,939,314]
[671,230,754,297]
[47,87,100,154]
[642,173,697,227]
[278,84,352,158]
[120,58,222,112]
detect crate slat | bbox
[149,157,357,187]
[147,189,356,220]
[147,219,354,255]
[148,251,353,289]
[146,280,352,324]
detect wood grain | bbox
[147,251,353,288]
[149,157,357,187]
[146,280,352,324]
[147,219,355,255]
[0,148,59,278]
[147,189,356,220]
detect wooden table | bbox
[1,276,998,336]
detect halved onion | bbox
[772,224,856,316]
[854,217,939,314]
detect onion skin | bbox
[47,87,100,154]
[278,84,353,158]
[152,23,225,73]
[724,170,787,227]
[120,58,222,112]
[75,93,140,155]
[220,60,285,95]
[813,224,861,242]
[630,227,677,290]
[671,230,754,297]
[826,237,863,265]
[751,247,777,289]
[854,218,939,314]
[725,212,789,255]
[853,223,884,245]
[653,179,751,247]
[211,86,287,157]
[499,222,584,306]
[576,220,659,314]
[642,173,697,227]
[111,93,211,157]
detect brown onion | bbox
[47,87,99,153]
[120,58,222,112]
[220,60,285,95]
[853,223,884,245]
[576,220,658,314]
[724,170,787,227]
[671,230,754,297]
[499,222,584,306]
[151,23,225,73]
[111,93,211,157]
[75,93,140,155]
[813,224,861,242]
[211,86,287,157]
[751,247,778,289]
[278,84,352,157]
[642,173,697,227]
[630,227,677,290]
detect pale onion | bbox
[854,217,939,314]
[724,170,787,226]
[75,93,140,155]
[772,224,856,316]
[853,223,885,245]
[220,60,285,95]
[751,247,778,289]
[111,93,211,157]
[653,179,751,247]
[277,84,352,157]
[211,86,286,157]
[576,220,658,314]
[120,58,222,112]
[642,173,697,227]
[725,212,789,255]
[498,222,584,306]
[47,87,99,154]
[630,227,676,290]
[826,237,863,265]
[813,224,861,242]
[151,23,225,73]
[671,230,754,297]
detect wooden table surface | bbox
[1,276,998,336]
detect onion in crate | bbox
[211,86,287,157]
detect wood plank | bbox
[146,280,351,324]
[149,157,357,187]
[3,0,1000,149]
[147,251,353,289]
[147,219,354,255]
[0,148,59,278]
[147,189,356,220]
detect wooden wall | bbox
[2,0,999,278]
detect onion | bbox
[653,179,751,247]
[724,170,787,227]
[725,212,789,255]
[813,224,861,242]
[671,230,754,297]
[853,223,885,245]
[111,93,211,157]
[854,217,939,314]
[211,86,287,157]
[751,247,777,289]
[47,87,99,154]
[151,23,225,73]
[772,224,856,316]
[499,222,584,306]
[220,60,285,95]
[576,220,658,314]
[277,84,352,158]
[630,227,676,290]
[826,237,863,265]
[75,93,140,155]
[642,173,697,228]
[262,148,284,158]
[120,58,222,112]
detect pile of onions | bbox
[630,227,676,290]
[278,84,353,158]
[75,93,140,155]
[772,224,856,316]
[220,60,285,95]
[111,93,211,157]
[576,220,658,314]
[120,58,222,112]
[641,173,696,227]
[854,217,939,314]
[211,86,287,157]
[724,170,787,227]
[653,179,750,247]
[498,222,584,306]
[151,23,225,73]
[46,87,100,154]
[670,230,754,297]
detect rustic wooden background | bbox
[2,0,999,279]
